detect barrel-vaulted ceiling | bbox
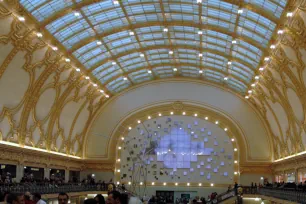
[19,0,288,95]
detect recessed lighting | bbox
[251,83,256,87]
[112,62,116,65]
[198,53,203,57]
[105,95,110,98]
[93,84,97,87]
[170,112,174,115]
[169,50,174,55]
[231,138,235,142]
[76,68,80,72]
[224,128,228,131]
[36,32,43,38]
[118,146,122,150]
[74,12,80,17]
[100,90,104,93]
[158,113,162,116]
[137,120,141,124]
[232,40,237,44]
[187,183,190,186]
[129,31,134,36]
[205,117,208,120]
[210,183,214,187]
[227,61,232,65]
[175,183,178,186]
[245,96,249,99]
[234,160,238,163]
[173,68,177,71]
[270,45,276,49]
[277,30,284,34]
[199,70,203,74]
[117,159,121,162]
[96,41,102,45]
[121,137,124,140]
[215,121,219,124]
[264,57,270,61]
[182,112,186,115]
[238,9,243,14]
[18,16,25,21]
[194,113,198,117]
[286,12,293,17]
[140,53,145,57]
[123,77,128,80]
[163,182,167,186]
[117,169,120,172]
[234,148,238,151]
[234,172,238,175]
[128,127,132,130]
[65,58,70,62]
[248,90,252,94]
[148,116,151,119]
[52,46,58,51]
[140,182,143,185]
[198,183,202,186]
[148,70,152,73]
[259,67,264,71]
[128,182,131,185]
[255,76,259,80]
[198,31,203,35]
[113,0,119,5]
[152,182,155,185]
[224,77,228,81]
[163,28,168,32]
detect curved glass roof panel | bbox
[20,0,288,95]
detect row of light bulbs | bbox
[245,11,295,99]
[13,12,110,99]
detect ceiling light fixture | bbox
[234,148,238,151]
[231,138,235,142]
[100,90,104,93]
[251,83,256,87]
[113,0,119,5]
[137,120,141,124]
[18,16,25,21]
[215,121,219,124]
[173,68,177,72]
[205,117,208,120]
[140,53,144,57]
[259,67,264,71]
[148,70,152,74]
[169,50,174,55]
[170,112,174,115]
[74,12,80,17]
[197,0,202,3]
[97,41,102,45]
[199,70,203,74]
[199,53,203,57]
[232,40,237,44]
[85,76,90,80]
[238,9,243,14]
[148,116,151,119]
[198,31,203,35]
[123,77,128,80]
[224,77,228,81]
[245,96,249,99]
[224,128,228,131]
[264,57,270,61]
[112,62,117,65]
[286,12,293,17]
[182,112,186,115]
[93,84,97,87]
[277,30,284,34]
[248,90,252,94]
[52,46,58,51]
[65,58,70,62]
[36,32,43,38]
[105,95,110,98]
[255,76,259,80]
[163,28,168,32]
[270,45,276,49]
[129,31,134,36]
[158,113,162,116]
[194,113,198,117]
[76,68,80,72]
[227,61,232,65]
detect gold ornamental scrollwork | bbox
[171,101,184,111]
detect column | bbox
[65,169,69,183]
[295,168,299,183]
[16,164,24,182]
[44,167,50,179]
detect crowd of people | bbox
[0,190,136,204]
[264,181,306,190]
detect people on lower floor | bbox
[6,193,25,204]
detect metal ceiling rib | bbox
[19,0,288,94]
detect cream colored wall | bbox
[80,170,114,182]
[118,116,235,185]
[0,10,104,157]
[86,80,271,163]
[239,173,273,186]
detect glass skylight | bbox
[20,0,288,94]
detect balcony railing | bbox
[0,183,110,195]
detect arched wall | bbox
[85,80,272,165]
